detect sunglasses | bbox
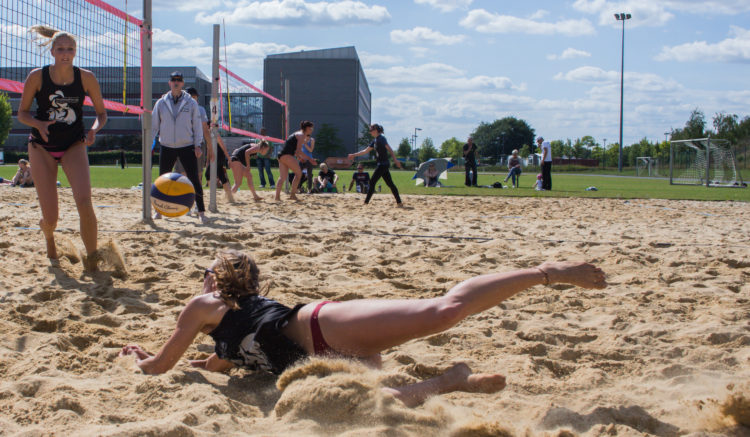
[170,78,183,83]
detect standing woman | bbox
[348,124,403,207]
[17,25,107,269]
[274,121,316,201]
[229,140,270,202]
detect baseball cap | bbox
[170,71,183,81]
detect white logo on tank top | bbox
[47,90,77,125]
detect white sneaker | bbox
[153,211,162,220]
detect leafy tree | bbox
[713,112,739,142]
[672,108,706,140]
[418,137,438,162]
[471,117,535,161]
[518,144,531,158]
[315,123,344,159]
[357,122,374,150]
[397,137,411,158]
[439,137,463,160]
[0,93,11,148]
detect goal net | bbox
[636,157,660,177]
[670,138,745,187]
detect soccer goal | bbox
[636,157,660,177]
[670,138,746,187]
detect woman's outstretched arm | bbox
[120,298,208,374]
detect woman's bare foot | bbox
[288,195,301,202]
[538,261,606,289]
[253,196,262,202]
[40,219,58,259]
[83,250,100,272]
[441,363,506,395]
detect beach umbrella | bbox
[412,158,454,185]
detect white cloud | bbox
[547,48,592,60]
[152,28,313,69]
[359,51,402,68]
[390,27,466,46]
[554,66,682,93]
[529,10,550,20]
[153,0,218,12]
[367,63,519,91]
[195,0,390,28]
[572,0,674,27]
[656,26,750,63]
[414,0,473,13]
[460,9,595,36]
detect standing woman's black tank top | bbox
[29,65,86,151]
[279,132,299,157]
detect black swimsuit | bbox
[230,143,257,166]
[279,133,299,158]
[29,65,86,157]
[208,295,307,374]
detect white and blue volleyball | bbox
[151,173,195,217]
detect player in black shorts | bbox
[17,25,108,270]
[274,121,317,201]
[229,141,270,202]
[348,124,403,206]
[121,249,606,407]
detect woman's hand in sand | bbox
[120,344,151,361]
[537,261,607,289]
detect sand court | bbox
[0,187,748,435]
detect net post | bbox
[669,140,674,185]
[209,24,219,213]
[705,136,711,187]
[141,0,153,221]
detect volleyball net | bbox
[0,0,145,114]
[219,63,286,144]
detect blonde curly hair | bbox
[212,250,266,309]
[28,25,77,49]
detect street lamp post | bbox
[615,12,631,172]
[602,138,607,168]
[412,127,422,159]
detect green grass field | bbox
[1,165,748,201]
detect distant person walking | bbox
[348,124,403,207]
[256,128,275,188]
[463,136,478,187]
[152,71,207,223]
[538,137,552,190]
[119,148,126,169]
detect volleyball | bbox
[150,173,195,217]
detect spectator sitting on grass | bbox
[1,159,34,187]
[315,163,338,192]
[424,162,440,187]
[348,164,370,193]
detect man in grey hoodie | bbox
[152,71,207,223]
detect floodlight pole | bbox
[141,0,153,221]
[615,12,631,173]
[602,138,607,168]
[413,127,422,157]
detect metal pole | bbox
[706,138,712,186]
[209,24,219,213]
[284,79,290,138]
[141,0,152,221]
[618,17,625,172]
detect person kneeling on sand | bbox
[121,250,606,407]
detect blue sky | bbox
[117,0,749,148]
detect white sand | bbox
[0,187,748,436]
